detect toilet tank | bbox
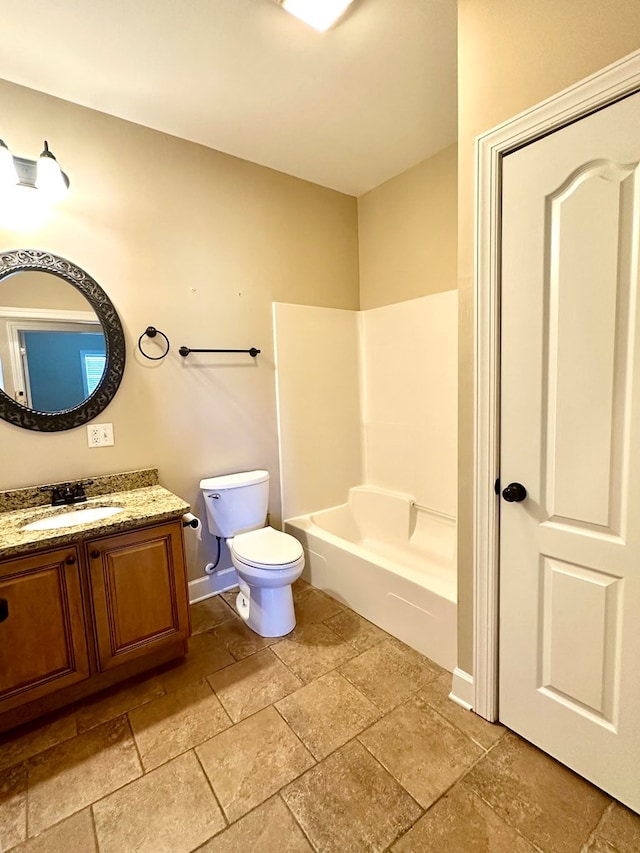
[200,470,269,538]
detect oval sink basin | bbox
[22,506,124,531]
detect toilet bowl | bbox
[230,528,304,636]
[200,471,304,637]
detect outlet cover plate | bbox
[87,423,114,448]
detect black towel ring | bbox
[138,326,170,361]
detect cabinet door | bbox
[0,547,90,713]
[88,521,190,671]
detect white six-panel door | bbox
[499,91,640,811]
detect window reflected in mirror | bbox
[0,270,106,412]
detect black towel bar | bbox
[178,346,260,358]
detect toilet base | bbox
[235,583,296,637]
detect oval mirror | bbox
[0,250,125,431]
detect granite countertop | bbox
[0,469,190,560]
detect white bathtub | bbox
[285,485,457,671]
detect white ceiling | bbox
[0,0,457,197]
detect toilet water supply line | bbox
[204,536,223,574]
[182,511,222,575]
[203,491,223,574]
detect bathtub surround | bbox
[273,304,362,520]
[274,291,458,521]
[361,291,457,518]
[275,295,457,668]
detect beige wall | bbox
[457,0,640,673]
[358,145,457,310]
[0,79,359,582]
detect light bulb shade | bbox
[280,0,354,31]
[35,141,69,202]
[0,140,19,190]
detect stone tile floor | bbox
[1,579,640,852]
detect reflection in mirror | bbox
[0,249,125,432]
[0,271,106,412]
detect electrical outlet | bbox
[87,423,114,448]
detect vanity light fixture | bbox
[275,0,355,32]
[35,141,69,201]
[0,139,69,202]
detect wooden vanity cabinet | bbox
[87,521,190,671]
[0,546,91,713]
[0,518,190,729]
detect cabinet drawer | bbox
[0,547,90,712]
[87,521,190,670]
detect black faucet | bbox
[45,480,94,506]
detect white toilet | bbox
[199,470,304,637]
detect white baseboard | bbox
[449,667,474,711]
[188,567,238,604]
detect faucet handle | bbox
[70,481,89,503]
[45,483,70,506]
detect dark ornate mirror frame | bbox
[0,249,126,432]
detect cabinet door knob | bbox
[66,554,76,565]
[91,550,100,559]
[0,598,8,623]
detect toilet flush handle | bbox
[208,493,221,500]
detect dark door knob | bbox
[0,598,8,623]
[91,550,100,559]
[502,482,527,502]
[66,554,76,565]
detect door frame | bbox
[473,48,640,721]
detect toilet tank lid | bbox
[200,470,269,490]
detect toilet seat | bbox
[231,526,303,570]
